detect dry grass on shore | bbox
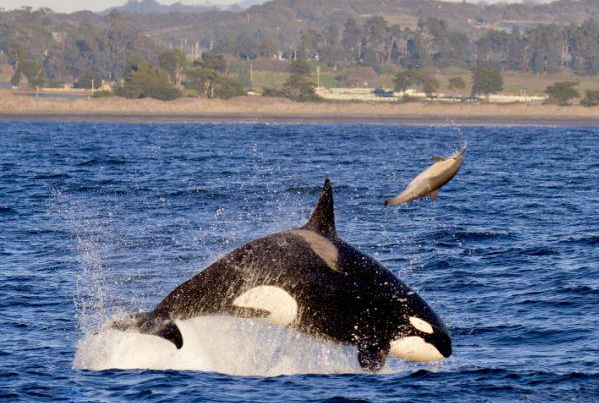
[1,89,598,123]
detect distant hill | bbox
[103,0,216,14]
[114,0,599,50]
[102,0,269,15]
[3,0,599,85]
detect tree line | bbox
[4,7,599,103]
[280,16,599,76]
[0,9,162,87]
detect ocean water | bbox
[1,122,598,402]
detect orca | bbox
[113,179,452,371]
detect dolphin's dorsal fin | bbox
[432,156,445,162]
[303,179,337,238]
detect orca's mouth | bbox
[425,331,452,358]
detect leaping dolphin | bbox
[385,146,466,206]
[113,179,452,372]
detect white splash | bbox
[74,315,371,376]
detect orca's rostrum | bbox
[113,179,452,371]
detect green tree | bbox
[158,49,187,86]
[115,55,180,100]
[544,82,580,105]
[297,28,321,60]
[282,60,318,101]
[21,59,46,87]
[196,51,227,73]
[471,68,503,99]
[215,35,236,54]
[448,76,466,90]
[258,36,278,58]
[393,69,414,92]
[581,89,599,107]
[214,75,245,99]
[76,70,102,89]
[422,77,440,98]
[235,34,259,60]
[341,18,362,63]
[363,16,388,67]
[288,60,311,76]
[186,67,218,98]
[393,69,428,92]
[320,25,343,69]
[403,34,432,69]
[185,66,243,99]
[7,43,28,68]
[10,68,22,86]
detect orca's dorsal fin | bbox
[303,179,337,238]
[432,156,445,162]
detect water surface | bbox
[1,122,598,401]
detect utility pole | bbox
[316,66,320,89]
[250,63,254,89]
[90,79,94,98]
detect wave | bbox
[77,157,128,167]
[32,172,71,180]
[425,230,514,243]
[0,206,16,215]
[406,367,599,382]
[284,184,356,195]
[558,235,599,246]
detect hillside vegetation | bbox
[2,0,599,97]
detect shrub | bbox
[423,78,440,98]
[448,76,466,89]
[544,82,579,106]
[92,90,114,98]
[471,68,503,99]
[281,60,319,102]
[214,76,245,99]
[115,64,181,101]
[580,89,599,107]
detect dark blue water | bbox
[1,122,598,402]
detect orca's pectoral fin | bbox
[111,312,183,349]
[150,320,183,349]
[430,190,439,201]
[357,343,389,372]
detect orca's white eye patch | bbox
[409,316,433,334]
[389,336,444,362]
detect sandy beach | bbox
[1,89,598,125]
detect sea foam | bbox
[74,315,373,376]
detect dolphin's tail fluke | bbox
[111,312,183,349]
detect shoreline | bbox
[2,112,599,126]
[1,89,599,126]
